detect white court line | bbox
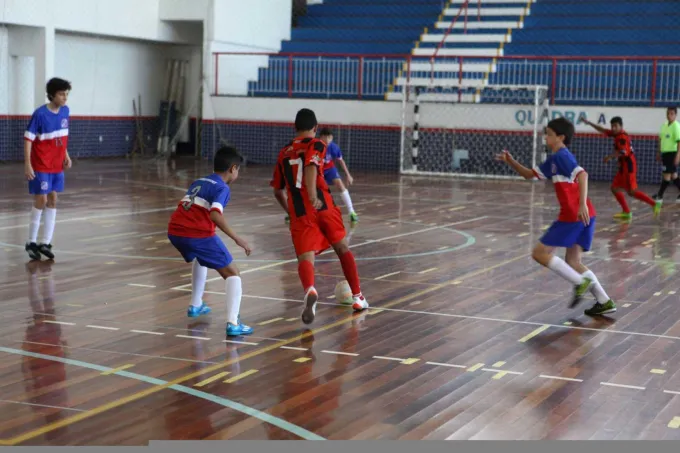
[664,390,680,396]
[322,350,359,357]
[600,382,646,390]
[0,207,176,231]
[86,325,120,331]
[427,362,467,369]
[280,346,308,351]
[127,284,157,288]
[43,320,75,326]
[182,292,680,344]
[0,399,86,412]
[130,330,164,336]
[539,375,584,383]
[224,340,259,346]
[171,216,489,291]
[482,368,523,375]
[175,335,210,341]
[418,268,438,274]
[375,271,401,280]
[373,356,405,362]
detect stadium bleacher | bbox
[243,0,680,106]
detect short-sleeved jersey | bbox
[660,120,680,153]
[606,129,636,174]
[168,174,231,238]
[24,105,70,173]
[323,142,343,169]
[270,137,335,222]
[532,148,596,222]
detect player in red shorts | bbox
[271,108,369,324]
[582,116,661,220]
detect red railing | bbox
[213,52,680,107]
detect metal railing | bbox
[213,52,680,106]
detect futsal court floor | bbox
[2,158,680,444]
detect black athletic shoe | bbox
[25,242,41,261]
[37,243,55,260]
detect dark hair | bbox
[610,116,623,127]
[46,77,71,101]
[295,108,318,132]
[547,117,575,146]
[319,128,333,136]
[213,146,244,172]
[668,107,678,114]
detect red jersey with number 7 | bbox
[270,137,335,222]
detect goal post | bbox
[399,84,550,179]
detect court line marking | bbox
[426,362,467,369]
[0,346,323,442]
[600,382,646,391]
[669,417,680,429]
[0,246,533,443]
[0,207,177,231]
[664,390,680,396]
[128,284,157,289]
[294,357,311,363]
[194,372,230,388]
[130,330,165,336]
[467,363,485,372]
[101,364,134,376]
[259,318,284,326]
[224,370,259,384]
[224,340,259,346]
[539,375,584,383]
[519,325,551,343]
[171,216,488,291]
[322,350,359,357]
[43,320,75,326]
[176,335,210,341]
[86,325,120,331]
[0,399,86,412]
[280,346,308,351]
[375,271,401,280]
[482,368,523,375]
[418,267,438,274]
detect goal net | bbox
[400,84,550,179]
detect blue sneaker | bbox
[226,317,254,337]
[187,304,211,318]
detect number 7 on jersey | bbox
[288,158,303,189]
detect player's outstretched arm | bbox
[210,210,252,256]
[580,118,609,135]
[494,150,535,180]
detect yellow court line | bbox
[100,364,134,376]
[0,252,540,445]
[467,363,485,372]
[194,372,230,388]
[224,370,259,383]
[401,358,420,365]
[293,358,312,363]
[258,318,284,326]
[651,369,667,375]
[492,371,508,380]
[493,361,506,368]
[519,325,550,343]
[669,416,680,429]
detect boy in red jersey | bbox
[496,118,616,316]
[581,116,661,219]
[271,108,369,324]
[24,78,72,261]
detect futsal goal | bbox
[399,83,550,179]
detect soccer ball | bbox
[334,280,353,305]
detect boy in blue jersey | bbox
[496,118,616,316]
[320,128,358,222]
[24,78,72,261]
[168,146,254,336]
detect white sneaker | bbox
[301,287,318,324]
[352,294,369,312]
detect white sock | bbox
[191,259,208,308]
[340,190,355,214]
[29,207,42,243]
[41,207,57,244]
[583,270,610,303]
[225,276,243,326]
[547,256,584,286]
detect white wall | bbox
[0,25,8,114]
[208,96,669,136]
[55,33,201,117]
[0,0,194,43]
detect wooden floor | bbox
[2,157,680,444]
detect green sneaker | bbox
[584,300,617,316]
[350,212,359,223]
[613,212,632,220]
[654,201,662,217]
[570,277,593,308]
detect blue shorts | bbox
[168,234,233,270]
[540,217,596,251]
[28,172,65,195]
[324,167,340,185]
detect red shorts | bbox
[290,206,346,256]
[612,171,637,191]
